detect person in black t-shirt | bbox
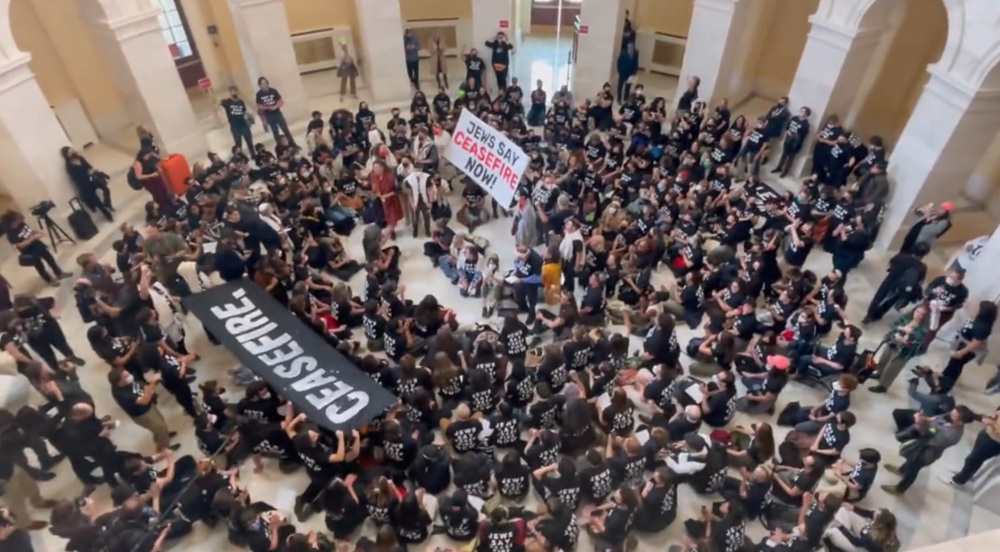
[107,367,175,451]
[579,272,607,326]
[942,300,996,385]
[1,210,70,286]
[438,489,479,542]
[586,486,639,551]
[484,32,514,90]
[463,49,485,90]
[221,86,254,152]
[634,466,678,533]
[254,77,294,146]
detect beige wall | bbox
[851,0,947,145]
[400,0,471,20]
[634,0,693,38]
[11,0,128,135]
[742,0,818,101]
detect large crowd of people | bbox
[2,22,1000,552]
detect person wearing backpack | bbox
[408,442,451,494]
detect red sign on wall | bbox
[499,20,509,29]
[197,77,212,92]
[168,43,180,58]
[579,25,589,34]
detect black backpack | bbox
[127,167,144,190]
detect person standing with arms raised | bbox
[485,31,514,91]
[255,77,295,146]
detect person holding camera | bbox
[103,486,191,552]
[107,367,176,452]
[1,209,70,287]
[62,146,113,221]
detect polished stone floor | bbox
[4,35,1000,552]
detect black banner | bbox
[183,280,396,432]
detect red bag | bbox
[158,154,191,196]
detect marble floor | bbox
[4,35,1000,552]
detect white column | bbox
[874,67,1000,251]
[229,0,307,122]
[786,16,882,175]
[963,226,1000,302]
[472,0,514,94]
[0,53,74,210]
[86,1,207,160]
[573,0,627,97]
[673,0,752,108]
[354,0,410,108]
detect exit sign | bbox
[579,25,589,34]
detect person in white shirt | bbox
[947,235,988,273]
[666,432,709,475]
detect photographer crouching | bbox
[1,209,71,287]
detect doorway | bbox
[514,0,579,93]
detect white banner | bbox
[444,109,528,209]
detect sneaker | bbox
[880,484,903,495]
[70,356,86,366]
[883,464,901,475]
[57,272,73,280]
[168,443,181,451]
[26,520,49,531]
[868,385,887,394]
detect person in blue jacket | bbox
[616,42,640,102]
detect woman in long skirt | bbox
[371,160,403,238]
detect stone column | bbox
[673,0,751,109]
[84,0,207,160]
[354,0,410,108]
[573,0,627,97]
[472,0,514,94]
[229,0,307,122]
[0,53,75,210]
[786,15,883,176]
[874,67,1000,251]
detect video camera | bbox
[30,200,56,217]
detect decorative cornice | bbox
[0,53,36,96]
[806,14,883,51]
[232,0,283,8]
[924,64,1000,114]
[103,6,162,41]
[692,0,741,17]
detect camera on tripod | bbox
[30,200,56,217]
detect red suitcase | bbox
[159,153,191,196]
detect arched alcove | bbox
[846,0,949,146]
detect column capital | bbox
[231,0,280,7]
[925,64,1000,114]
[806,14,882,51]
[104,6,161,41]
[692,0,742,15]
[0,53,34,95]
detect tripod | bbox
[36,212,75,252]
